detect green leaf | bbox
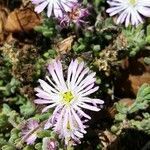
[116,102,128,114]
[20,101,35,118]
[137,83,150,99]
[2,104,11,114]
[0,114,8,127]
[23,145,34,150]
[35,143,42,150]
[37,130,51,138]
[1,145,15,150]
[115,113,126,121]
[144,57,150,65]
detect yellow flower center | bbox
[63,91,74,103]
[129,0,137,5]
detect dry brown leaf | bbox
[55,35,75,54]
[115,55,150,97]
[129,72,150,95]
[5,8,41,32]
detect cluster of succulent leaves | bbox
[0,0,150,150]
[111,83,150,135]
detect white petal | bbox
[77,83,95,95]
[74,62,84,84]
[67,60,74,88]
[73,68,90,90]
[44,117,52,129]
[48,63,64,91]
[125,8,131,27]
[34,99,53,104]
[74,105,91,119]
[53,3,63,18]
[80,86,99,97]
[32,0,45,5]
[53,60,67,90]
[106,5,127,16]
[70,60,78,88]
[38,79,59,94]
[42,103,57,113]
[46,76,60,92]
[74,131,83,138]
[137,6,150,17]
[71,108,85,130]
[117,8,129,24]
[47,2,53,17]
[55,108,65,131]
[34,1,48,13]
[81,97,104,105]
[35,87,52,99]
[78,103,100,111]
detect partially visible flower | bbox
[34,59,104,143]
[31,0,78,18]
[60,4,89,27]
[21,119,39,145]
[45,108,88,145]
[106,0,150,27]
[42,137,57,150]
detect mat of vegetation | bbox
[0,0,150,150]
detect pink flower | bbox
[21,119,39,145]
[45,107,88,145]
[60,4,89,27]
[106,0,150,27]
[42,137,57,150]
[31,0,78,18]
[34,59,104,144]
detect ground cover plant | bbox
[0,0,150,150]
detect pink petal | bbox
[34,1,48,13]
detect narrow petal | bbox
[74,131,83,138]
[32,0,45,5]
[44,117,52,129]
[137,6,150,17]
[78,103,100,111]
[74,106,91,119]
[53,60,67,90]
[26,134,37,145]
[38,79,59,94]
[47,2,53,17]
[42,103,57,113]
[80,86,99,97]
[71,108,85,131]
[34,1,48,13]
[34,99,54,104]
